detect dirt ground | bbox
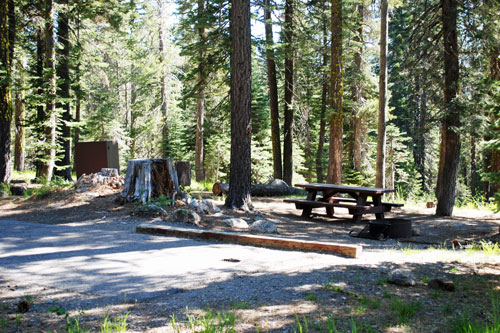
[1,185,500,332]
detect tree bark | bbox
[263,0,282,180]
[316,1,328,183]
[14,63,25,172]
[225,0,252,210]
[121,159,180,203]
[38,0,57,182]
[327,0,343,185]
[352,2,364,173]
[0,0,12,183]
[436,0,460,216]
[282,0,294,186]
[55,0,72,180]
[195,0,206,181]
[175,161,191,187]
[158,0,169,158]
[484,46,500,197]
[376,0,388,188]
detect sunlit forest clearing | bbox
[1,0,500,331]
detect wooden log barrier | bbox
[136,223,362,258]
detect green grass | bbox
[229,300,250,309]
[184,309,236,333]
[390,298,422,324]
[100,312,129,332]
[305,294,318,302]
[450,296,500,332]
[466,240,500,256]
[24,176,74,199]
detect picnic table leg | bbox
[352,195,367,223]
[301,190,317,217]
[372,195,384,221]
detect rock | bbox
[388,269,416,287]
[250,219,278,233]
[412,228,420,236]
[188,199,199,209]
[196,201,209,214]
[170,209,201,226]
[223,218,249,229]
[0,190,8,197]
[428,278,455,291]
[202,199,220,214]
[267,179,289,187]
[10,185,27,196]
[134,204,168,217]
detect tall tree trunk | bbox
[39,0,56,182]
[263,0,282,180]
[74,11,81,144]
[316,1,328,183]
[436,0,460,216]
[484,47,500,197]
[0,0,13,183]
[158,0,169,157]
[415,74,428,192]
[55,0,72,180]
[352,2,364,173]
[376,0,388,188]
[195,0,206,181]
[225,0,252,210]
[282,0,294,186]
[35,28,45,177]
[14,60,25,172]
[327,0,343,184]
[470,134,477,196]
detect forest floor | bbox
[1,184,500,332]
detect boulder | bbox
[170,209,201,226]
[388,269,416,287]
[250,219,278,233]
[223,218,249,229]
[267,179,289,187]
[203,199,220,214]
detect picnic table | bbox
[284,183,403,223]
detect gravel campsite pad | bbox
[1,186,500,332]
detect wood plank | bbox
[295,183,394,195]
[136,223,362,258]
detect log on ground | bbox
[212,181,305,197]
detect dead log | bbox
[121,158,180,203]
[212,180,305,197]
[175,161,191,187]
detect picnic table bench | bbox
[284,183,403,223]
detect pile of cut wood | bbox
[76,168,124,191]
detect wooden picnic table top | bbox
[295,183,395,195]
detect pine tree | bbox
[225,0,252,210]
[0,0,13,183]
[436,0,460,216]
[327,0,343,184]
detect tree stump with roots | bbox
[121,159,181,203]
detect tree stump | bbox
[175,161,191,187]
[121,159,180,203]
